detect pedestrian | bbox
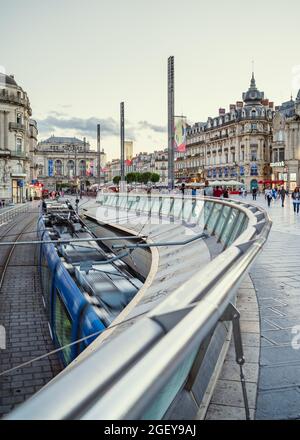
[203,181,213,197]
[252,187,257,201]
[213,185,223,198]
[191,187,197,197]
[291,187,300,214]
[223,187,229,198]
[265,187,273,207]
[180,183,185,196]
[279,186,286,207]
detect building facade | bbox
[34,136,106,191]
[272,92,300,190]
[0,73,38,203]
[106,148,168,184]
[175,74,274,190]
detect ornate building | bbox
[175,74,274,190]
[0,73,38,203]
[272,92,300,190]
[34,136,107,191]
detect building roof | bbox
[0,73,18,87]
[242,73,264,106]
[42,136,86,144]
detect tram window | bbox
[55,290,72,364]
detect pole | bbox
[120,102,125,189]
[168,56,175,190]
[97,124,101,187]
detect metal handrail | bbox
[5,196,271,420]
[0,204,29,226]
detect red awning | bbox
[258,180,284,185]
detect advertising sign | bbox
[48,159,54,177]
[174,116,187,152]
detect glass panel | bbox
[173,198,183,217]
[215,205,230,239]
[207,203,222,234]
[55,290,73,364]
[142,346,198,420]
[160,198,171,216]
[220,208,238,246]
[227,213,247,246]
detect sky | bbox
[1,0,300,160]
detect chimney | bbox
[275,105,280,111]
[236,101,243,108]
[219,108,226,115]
[269,102,274,109]
[229,104,236,111]
[262,99,269,106]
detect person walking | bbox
[265,187,273,207]
[180,183,185,197]
[292,187,300,213]
[279,186,286,207]
[252,187,257,201]
[213,185,223,198]
[223,187,229,198]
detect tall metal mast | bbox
[120,102,125,184]
[168,56,175,190]
[97,124,101,186]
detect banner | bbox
[174,116,187,152]
[48,159,54,177]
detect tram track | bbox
[0,216,38,292]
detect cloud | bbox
[36,115,166,142]
[138,120,167,133]
[36,115,120,138]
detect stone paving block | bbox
[219,360,259,383]
[240,321,260,333]
[260,345,300,366]
[259,364,300,390]
[210,379,257,409]
[205,404,255,420]
[256,389,300,420]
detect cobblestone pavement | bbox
[0,204,62,418]
[233,194,300,419]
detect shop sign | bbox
[270,161,285,167]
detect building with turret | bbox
[176,74,274,190]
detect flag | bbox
[174,116,187,152]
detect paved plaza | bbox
[238,194,300,419]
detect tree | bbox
[141,172,152,184]
[113,175,121,185]
[150,173,160,184]
[126,172,136,184]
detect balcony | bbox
[9,122,26,132]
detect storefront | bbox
[11,173,27,204]
[270,161,288,189]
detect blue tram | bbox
[38,200,143,366]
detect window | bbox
[16,113,22,124]
[225,152,229,163]
[55,290,72,364]
[251,150,257,161]
[241,149,245,162]
[55,160,63,175]
[232,152,235,162]
[67,160,75,177]
[79,160,86,177]
[279,148,285,162]
[16,138,22,153]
